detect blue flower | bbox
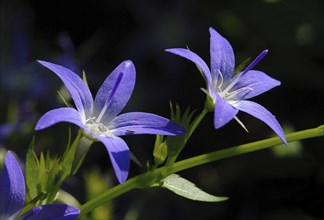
[35,60,186,183]
[0,151,80,219]
[166,27,286,144]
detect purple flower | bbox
[0,151,80,219]
[35,60,185,183]
[166,27,286,144]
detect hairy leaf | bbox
[161,174,228,202]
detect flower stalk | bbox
[79,125,324,216]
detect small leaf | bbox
[161,174,228,202]
[60,130,82,175]
[0,148,7,171]
[39,152,47,192]
[26,139,40,199]
[153,142,168,166]
[82,70,89,88]
[57,86,71,105]
[57,90,70,107]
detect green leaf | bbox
[39,152,47,193]
[56,189,81,207]
[153,142,168,166]
[60,130,82,175]
[0,148,7,171]
[82,70,89,88]
[57,90,70,107]
[57,86,71,105]
[26,138,41,200]
[161,174,228,202]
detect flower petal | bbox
[38,60,93,121]
[214,93,238,129]
[94,61,136,124]
[165,48,212,87]
[234,100,287,144]
[209,27,235,81]
[110,112,186,136]
[21,204,80,220]
[94,136,130,183]
[35,107,85,131]
[0,151,25,218]
[231,70,281,100]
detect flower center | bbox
[210,70,252,104]
[210,50,268,103]
[85,116,113,137]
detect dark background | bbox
[1,0,324,219]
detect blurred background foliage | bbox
[1,0,324,219]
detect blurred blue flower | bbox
[166,27,286,144]
[0,151,80,220]
[35,60,185,183]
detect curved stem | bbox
[79,125,324,217]
[79,170,160,218]
[171,125,324,173]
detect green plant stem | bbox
[79,125,324,217]
[165,108,209,166]
[79,170,159,218]
[171,125,324,173]
[186,108,209,142]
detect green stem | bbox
[79,125,324,217]
[186,108,208,142]
[79,170,159,218]
[171,125,324,173]
[165,108,208,166]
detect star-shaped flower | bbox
[0,151,80,220]
[35,60,185,183]
[166,27,286,144]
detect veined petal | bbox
[231,70,281,100]
[209,27,235,81]
[35,107,85,131]
[0,151,25,218]
[234,100,287,144]
[38,60,93,121]
[94,61,136,124]
[214,93,238,129]
[165,48,212,88]
[94,136,130,183]
[110,112,186,136]
[21,204,80,220]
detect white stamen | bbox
[216,69,224,91]
[222,75,241,95]
[223,87,253,101]
[85,116,113,137]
